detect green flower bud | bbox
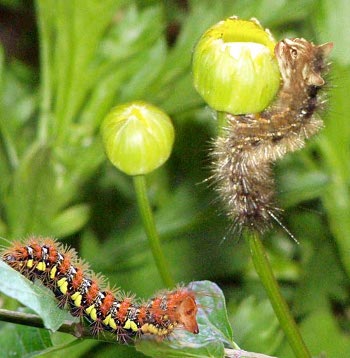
[192,17,280,114]
[101,101,175,176]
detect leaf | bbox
[278,169,329,208]
[51,204,90,237]
[294,240,346,316]
[136,280,234,358]
[313,0,350,65]
[277,306,350,357]
[236,0,317,27]
[230,297,282,355]
[4,143,57,237]
[99,4,164,63]
[0,260,72,331]
[0,323,53,358]
[317,63,350,278]
[119,38,167,102]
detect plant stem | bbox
[0,308,79,336]
[133,175,175,288]
[36,0,52,142]
[216,111,227,135]
[246,231,311,358]
[0,309,121,343]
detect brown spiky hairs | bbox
[212,39,333,235]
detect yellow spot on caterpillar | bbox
[109,318,117,330]
[71,292,82,307]
[74,296,82,307]
[71,291,80,300]
[123,319,131,330]
[85,304,97,321]
[27,259,33,268]
[142,323,161,335]
[57,277,68,294]
[141,323,149,333]
[103,314,111,326]
[90,308,97,321]
[60,282,68,294]
[36,261,46,271]
[57,277,67,286]
[50,266,57,279]
[145,324,157,335]
[129,320,138,332]
[85,304,94,314]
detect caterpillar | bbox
[212,38,333,234]
[1,237,199,343]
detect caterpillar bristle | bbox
[211,38,333,236]
[1,237,199,343]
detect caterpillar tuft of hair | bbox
[1,237,199,343]
[212,38,333,234]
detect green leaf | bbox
[99,4,164,63]
[147,0,227,104]
[313,0,350,65]
[119,38,167,102]
[136,280,234,358]
[230,0,317,27]
[51,204,90,237]
[4,143,57,237]
[0,260,72,331]
[0,323,53,358]
[294,240,346,316]
[230,297,282,355]
[51,0,126,143]
[277,306,350,357]
[278,169,329,208]
[317,63,350,278]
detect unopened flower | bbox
[101,101,175,176]
[192,17,280,114]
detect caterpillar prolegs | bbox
[1,237,199,343]
[212,38,333,234]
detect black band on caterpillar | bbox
[1,237,199,343]
[212,38,333,234]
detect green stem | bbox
[0,308,80,336]
[36,0,52,142]
[216,111,227,136]
[246,231,311,358]
[0,309,124,343]
[133,175,175,288]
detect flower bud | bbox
[192,17,280,114]
[101,101,175,175]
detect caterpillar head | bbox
[176,295,199,334]
[275,38,333,88]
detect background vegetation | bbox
[0,0,349,357]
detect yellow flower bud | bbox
[192,17,280,114]
[101,101,175,176]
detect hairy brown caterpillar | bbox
[212,38,333,234]
[1,237,199,343]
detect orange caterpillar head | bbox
[171,290,199,334]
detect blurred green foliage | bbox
[0,0,349,357]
